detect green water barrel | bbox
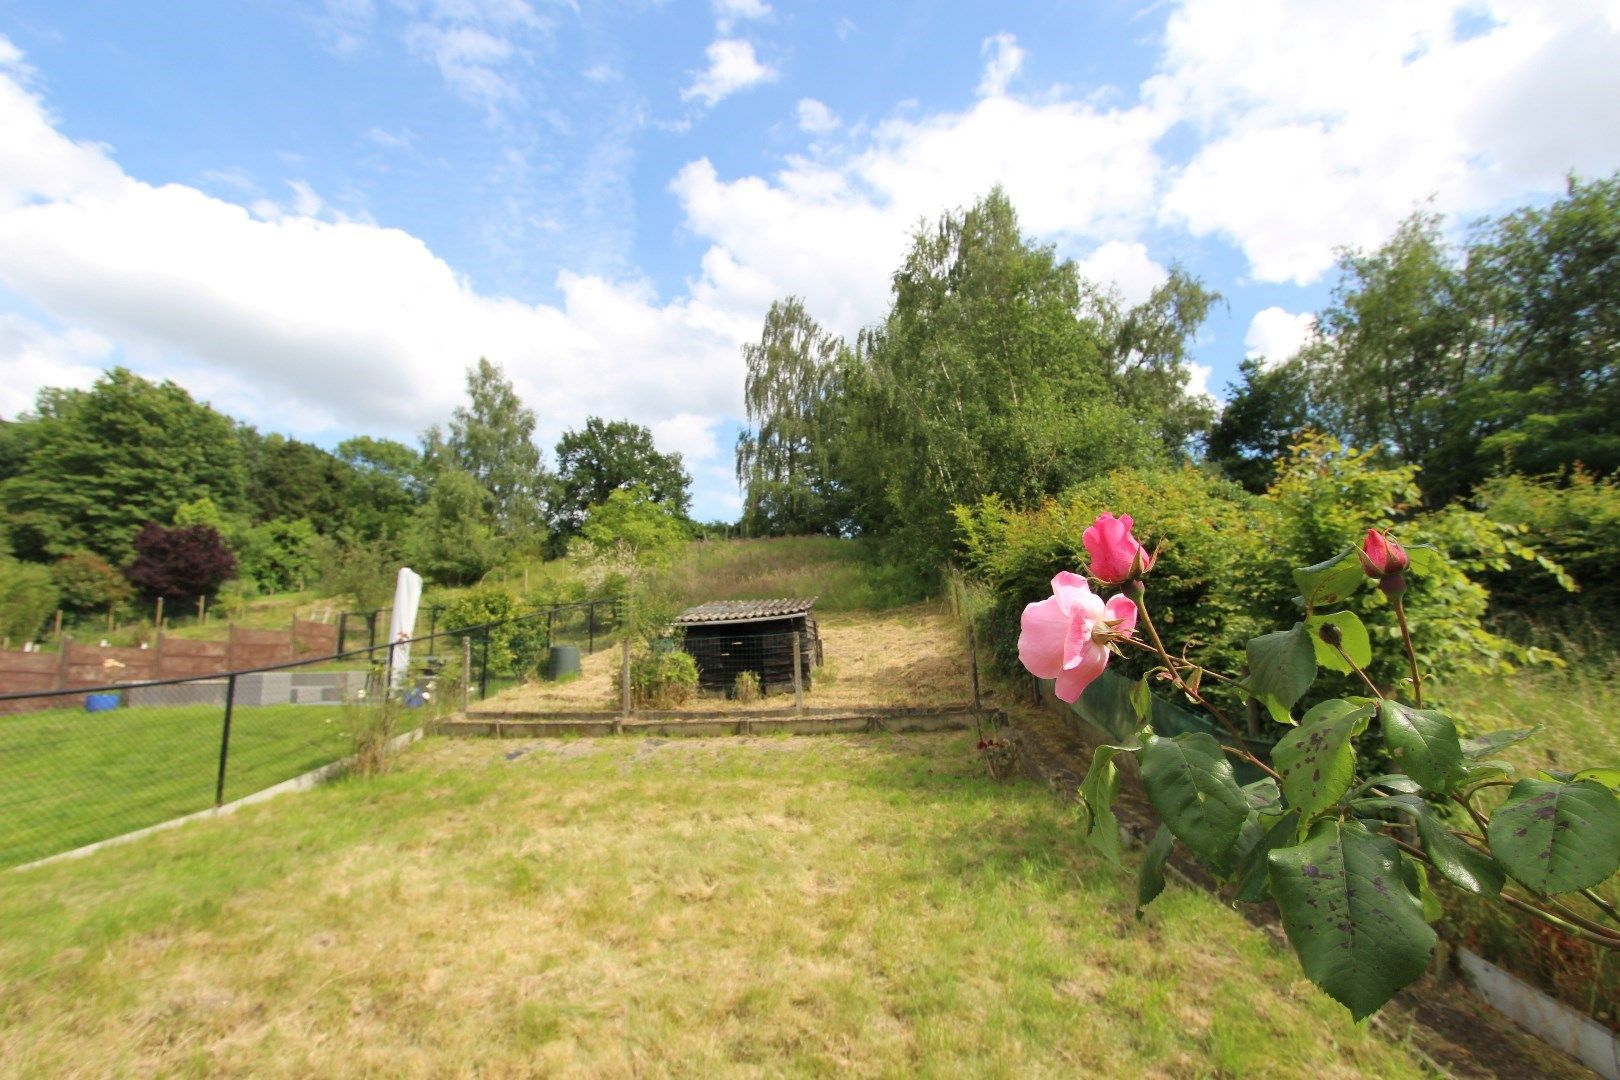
[545,645,582,680]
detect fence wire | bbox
[0,599,618,870]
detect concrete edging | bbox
[1459,948,1619,1080]
[437,706,980,739]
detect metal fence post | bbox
[967,623,982,712]
[587,601,595,655]
[215,673,237,808]
[792,630,804,715]
[479,627,490,701]
[461,636,472,711]
[619,594,632,726]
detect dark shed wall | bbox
[681,616,818,693]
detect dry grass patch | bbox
[0,733,1433,1078]
[475,603,974,715]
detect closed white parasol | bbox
[386,566,424,691]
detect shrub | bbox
[51,551,132,613]
[316,536,399,610]
[440,588,540,679]
[1476,468,1620,644]
[956,437,1565,720]
[125,522,236,604]
[236,518,320,594]
[0,556,59,642]
[731,669,761,703]
[630,648,698,709]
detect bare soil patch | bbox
[473,602,974,715]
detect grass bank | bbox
[0,733,1430,1077]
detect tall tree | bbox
[1466,173,1620,486]
[408,467,503,585]
[734,298,849,536]
[241,432,355,530]
[442,358,549,538]
[1311,212,1480,498]
[336,436,427,541]
[836,188,1186,569]
[1207,357,1317,492]
[1093,268,1223,452]
[0,368,246,563]
[553,417,690,537]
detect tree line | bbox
[0,358,694,636]
[737,177,1620,576]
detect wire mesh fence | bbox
[0,601,620,870]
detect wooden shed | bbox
[674,598,820,695]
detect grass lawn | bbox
[0,733,1431,1077]
[0,700,371,869]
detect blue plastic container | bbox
[84,692,120,713]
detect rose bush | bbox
[1015,511,1620,1020]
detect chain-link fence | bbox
[0,603,624,871]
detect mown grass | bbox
[0,699,381,868]
[0,733,1430,1077]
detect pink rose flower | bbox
[1083,513,1155,586]
[1018,571,1139,703]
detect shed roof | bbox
[674,597,817,627]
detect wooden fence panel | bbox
[293,620,339,657]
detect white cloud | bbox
[1075,241,1168,307]
[648,412,722,470]
[0,47,745,486]
[1244,306,1315,368]
[364,126,414,149]
[713,0,770,34]
[1186,361,1213,401]
[1152,0,1620,283]
[403,23,521,107]
[977,32,1024,98]
[682,39,777,107]
[0,314,110,418]
[796,98,840,135]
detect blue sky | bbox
[1,0,1618,521]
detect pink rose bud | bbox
[1082,513,1155,586]
[1357,529,1409,579]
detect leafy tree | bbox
[241,432,355,531]
[735,298,851,536]
[580,485,689,568]
[408,468,503,585]
[1092,268,1223,452]
[125,522,238,605]
[51,551,133,614]
[1208,358,1316,492]
[315,536,400,611]
[336,436,426,541]
[0,369,247,563]
[440,358,549,538]
[836,188,1180,570]
[553,417,691,537]
[1289,175,1620,503]
[1465,173,1620,487]
[1309,212,1480,501]
[236,518,321,594]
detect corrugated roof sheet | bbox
[674,597,818,626]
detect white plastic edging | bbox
[1459,947,1619,1080]
[11,728,424,873]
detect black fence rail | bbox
[0,601,622,871]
